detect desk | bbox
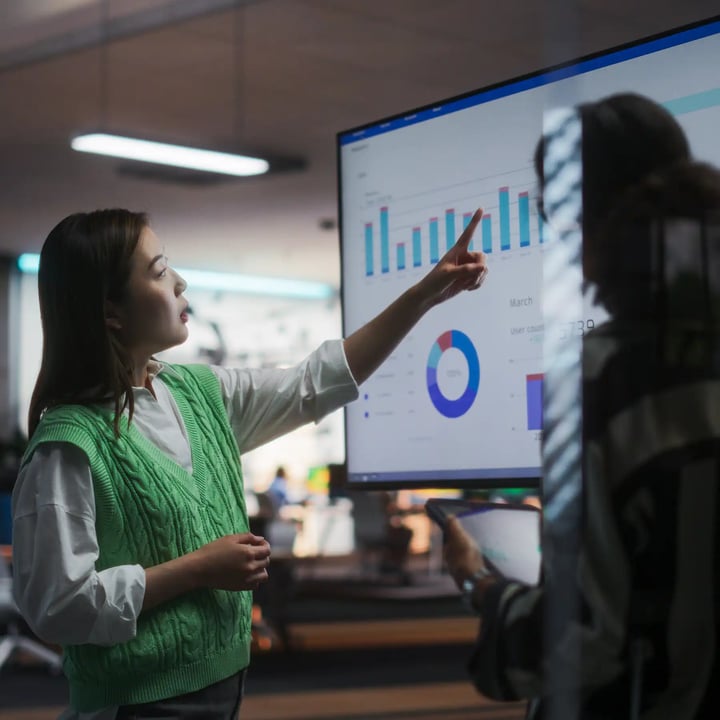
[0,545,11,562]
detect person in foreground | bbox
[444,96,720,719]
[11,207,487,719]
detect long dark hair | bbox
[28,209,148,437]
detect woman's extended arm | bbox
[343,209,487,385]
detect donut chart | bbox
[426,330,480,418]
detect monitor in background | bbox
[337,16,720,490]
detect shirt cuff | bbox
[312,339,360,419]
[87,564,146,646]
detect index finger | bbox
[444,515,461,536]
[454,208,483,250]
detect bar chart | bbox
[363,181,544,277]
[525,373,543,431]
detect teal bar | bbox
[663,88,720,116]
[445,209,455,251]
[519,192,530,247]
[397,243,406,270]
[364,222,374,276]
[482,214,492,253]
[412,227,422,267]
[429,217,439,263]
[380,206,389,273]
[499,187,510,250]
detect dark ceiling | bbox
[1,0,718,284]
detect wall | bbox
[0,258,20,439]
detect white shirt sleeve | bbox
[12,443,145,647]
[211,338,359,452]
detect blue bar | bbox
[429,217,439,263]
[364,223,374,276]
[412,227,422,267]
[482,215,492,254]
[526,374,543,431]
[380,206,389,273]
[519,192,530,247]
[499,187,510,251]
[397,243,406,271]
[445,209,455,252]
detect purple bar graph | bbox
[526,373,543,431]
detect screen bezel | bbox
[336,14,720,491]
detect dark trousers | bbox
[115,670,246,719]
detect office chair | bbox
[0,553,62,673]
[348,490,413,584]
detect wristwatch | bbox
[461,567,493,611]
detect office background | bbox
[1,0,717,484]
[0,2,718,718]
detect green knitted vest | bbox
[22,364,253,711]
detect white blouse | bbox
[12,340,358,719]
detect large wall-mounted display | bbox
[338,16,720,489]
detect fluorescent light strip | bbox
[179,268,334,300]
[17,254,334,300]
[17,254,40,273]
[71,133,270,177]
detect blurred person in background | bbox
[266,466,289,512]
